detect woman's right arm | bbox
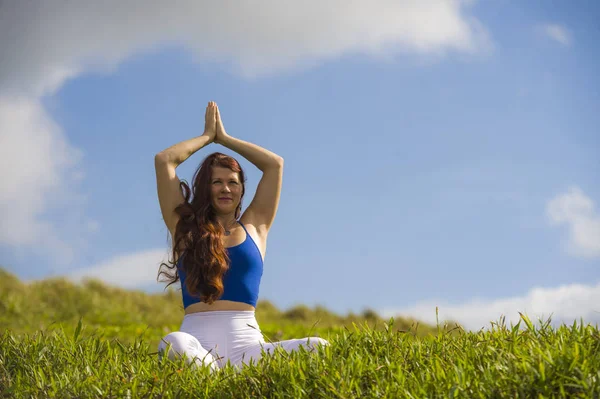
[155,101,217,166]
[154,102,216,236]
[155,134,212,167]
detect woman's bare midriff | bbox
[184,300,255,315]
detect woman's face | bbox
[210,167,242,215]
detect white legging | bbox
[158,310,329,371]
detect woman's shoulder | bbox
[239,214,267,261]
[239,215,263,237]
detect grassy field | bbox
[1,268,599,398]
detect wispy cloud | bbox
[0,97,96,265]
[547,186,600,259]
[0,1,491,97]
[381,281,600,331]
[64,249,171,289]
[538,23,572,46]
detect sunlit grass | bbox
[2,316,599,398]
[1,268,599,397]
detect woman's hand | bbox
[215,104,231,145]
[203,101,217,142]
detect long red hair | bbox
[157,152,246,304]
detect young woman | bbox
[154,101,329,371]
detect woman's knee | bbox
[158,331,197,359]
[158,331,218,371]
[305,337,329,351]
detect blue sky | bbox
[1,1,598,330]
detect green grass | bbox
[1,268,599,398]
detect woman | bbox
[154,101,329,371]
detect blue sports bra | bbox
[176,221,264,308]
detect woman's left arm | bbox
[216,105,284,233]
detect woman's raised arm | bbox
[155,102,217,166]
[215,105,284,233]
[154,101,217,236]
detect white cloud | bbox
[65,248,173,289]
[0,0,490,266]
[538,23,571,46]
[0,0,491,97]
[381,281,600,331]
[0,96,98,265]
[547,186,600,259]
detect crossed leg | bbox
[158,331,220,372]
[230,336,330,368]
[158,332,330,371]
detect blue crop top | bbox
[176,221,264,308]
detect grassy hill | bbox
[0,268,446,347]
[1,267,599,398]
